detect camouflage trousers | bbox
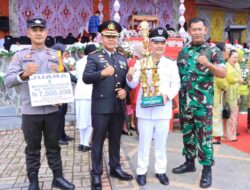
[179,105,214,166]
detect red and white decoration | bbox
[113,0,120,23]
[178,0,186,38]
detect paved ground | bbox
[0,116,250,190]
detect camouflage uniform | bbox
[177,42,225,166]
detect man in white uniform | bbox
[126,27,180,186]
[75,44,97,152]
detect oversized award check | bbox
[28,73,74,107]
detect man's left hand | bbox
[115,88,127,99]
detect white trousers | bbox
[136,118,170,175]
[79,126,93,146]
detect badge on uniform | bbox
[100,57,108,63]
[119,61,126,69]
[24,54,32,58]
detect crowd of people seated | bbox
[1,32,91,51]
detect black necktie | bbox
[111,53,115,62]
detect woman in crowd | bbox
[212,42,229,144]
[223,50,244,141]
[75,44,97,152]
[116,46,138,136]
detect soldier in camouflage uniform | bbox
[172,18,227,189]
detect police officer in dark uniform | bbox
[4,18,75,190]
[83,20,133,190]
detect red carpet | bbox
[222,114,250,154]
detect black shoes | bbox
[110,168,133,181]
[58,139,69,145]
[122,130,133,136]
[59,135,74,145]
[200,166,212,188]
[65,135,74,141]
[91,175,102,190]
[52,176,75,190]
[155,173,169,185]
[212,141,221,145]
[78,145,91,152]
[136,173,169,186]
[28,172,40,190]
[136,174,146,186]
[172,159,196,174]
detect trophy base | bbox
[141,96,164,108]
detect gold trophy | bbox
[139,21,163,108]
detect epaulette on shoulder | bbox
[95,49,102,54]
[117,51,125,56]
[47,48,58,55]
[49,48,57,52]
[165,56,175,61]
[16,47,30,53]
[20,47,29,51]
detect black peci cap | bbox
[98,20,122,36]
[84,44,97,55]
[51,43,66,53]
[149,27,168,42]
[27,18,46,28]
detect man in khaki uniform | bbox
[4,18,75,190]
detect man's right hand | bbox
[21,63,39,79]
[101,64,115,77]
[127,67,136,82]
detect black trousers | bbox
[91,113,124,176]
[58,103,68,139]
[22,112,62,176]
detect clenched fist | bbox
[21,63,39,79]
[197,55,211,68]
[101,64,115,77]
[127,67,136,82]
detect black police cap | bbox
[98,20,122,36]
[149,27,168,41]
[27,18,46,28]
